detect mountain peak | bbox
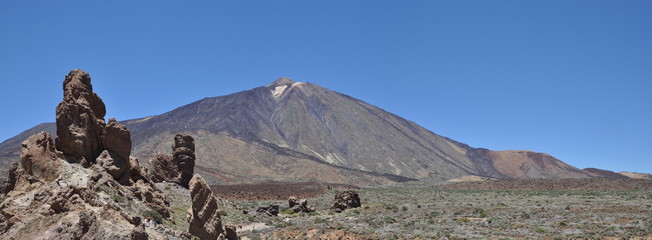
[266,77,296,87]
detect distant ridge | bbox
[1,78,633,185]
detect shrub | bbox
[219,210,228,217]
[534,227,546,233]
[281,209,295,215]
[112,195,125,203]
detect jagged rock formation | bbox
[149,134,195,188]
[332,190,361,212]
[288,196,314,213]
[20,132,62,182]
[188,174,236,240]
[0,70,185,239]
[55,69,107,164]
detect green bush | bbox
[534,227,546,233]
[308,211,319,216]
[281,209,295,215]
[112,195,125,203]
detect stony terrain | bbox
[207,180,652,239]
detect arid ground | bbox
[193,179,652,239]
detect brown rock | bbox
[224,225,238,240]
[55,69,107,164]
[129,223,148,240]
[0,163,19,195]
[172,134,195,188]
[103,118,132,160]
[149,134,196,188]
[288,196,314,213]
[130,180,171,219]
[20,131,62,181]
[188,174,226,240]
[128,156,148,183]
[148,154,176,183]
[256,204,279,216]
[332,190,361,212]
[96,150,129,184]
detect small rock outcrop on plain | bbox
[256,204,280,216]
[55,69,107,164]
[332,190,361,212]
[149,134,196,188]
[188,174,236,240]
[288,196,314,213]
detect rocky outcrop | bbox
[172,134,195,187]
[55,69,107,164]
[130,180,171,218]
[149,134,195,188]
[20,131,62,182]
[188,174,236,240]
[0,163,19,195]
[332,190,361,212]
[98,118,133,183]
[288,196,314,213]
[257,204,280,216]
[0,70,190,239]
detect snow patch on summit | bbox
[272,85,288,98]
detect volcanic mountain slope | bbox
[1,78,595,184]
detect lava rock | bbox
[20,131,62,181]
[188,174,229,240]
[149,134,196,188]
[257,204,280,216]
[55,69,107,164]
[288,196,314,213]
[332,190,361,212]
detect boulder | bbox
[256,204,279,216]
[224,225,238,240]
[288,196,314,213]
[96,150,129,184]
[129,223,148,240]
[55,69,107,164]
[103,118,132,162]
[332,190,361,212]
[20,131,62,181]
[149,134,195,188]
[189,174,232,240]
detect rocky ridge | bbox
[0,70,235,240]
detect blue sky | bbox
[1,1,650,173]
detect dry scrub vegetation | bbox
[207,179,652,239]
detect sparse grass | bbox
[177,180,652,239]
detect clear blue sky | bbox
[1,1,650,173]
